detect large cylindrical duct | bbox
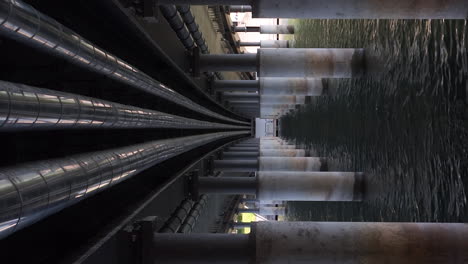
[0,131,248,239]
[0,81,248,131]
[0,0,247,125]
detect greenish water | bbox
[283,19,468,222]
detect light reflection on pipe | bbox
[0,131,249,239]
[0,0,248,125]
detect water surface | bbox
[282,19,468,222]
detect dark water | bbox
[282,19,468,222]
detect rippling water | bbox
[282,19,468,222]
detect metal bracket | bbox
[120,216,158,264]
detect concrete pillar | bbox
[258,48,365,78]
[260,149,309,157]
[239,40,290,48]
[252,0,468,19]
[233,25,294,34]
[228,5,252,12]
[152,222,468,263]
[254,221,468,263]
[159,0,468,19]
[257,171,364,201]
[198,48,365,78]
[259,145,296,149]
[260,77,326,96]
[259,157,327,171]
[198,172,362,201]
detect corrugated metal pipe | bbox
[176,5,209,54]
[159,199,194,233]
[178,194,208,233]
[159,5,195,50]
[0,131,248,239]
[0,0,248,126]
[0,80,248,131]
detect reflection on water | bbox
[282,19,468,222]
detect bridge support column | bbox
[152,222,468,263]
[158,0,468,19]
[199,48,365,78]
[199,171,362,201]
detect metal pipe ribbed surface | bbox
[176,5,209,54]
[0,80,248,131]
[0,131,248,239]
[160,5,195,50]
[0,0,248,125]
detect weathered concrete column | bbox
[198,171,362,201]
[228,5,252,12]
[260,149,309,157]
[238,207,286,216]
[259,157,328,171]
[213,157,328,172]
[239,40,290,48]
[199,48,365,78]
[260,77,326,96]
[260,144,296,149]
[233,25,295,34]
[251,0,468,19]
[159,0,468,19]
[257,171,364,201]
[259,48,365,78]
[152,222,468,263]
